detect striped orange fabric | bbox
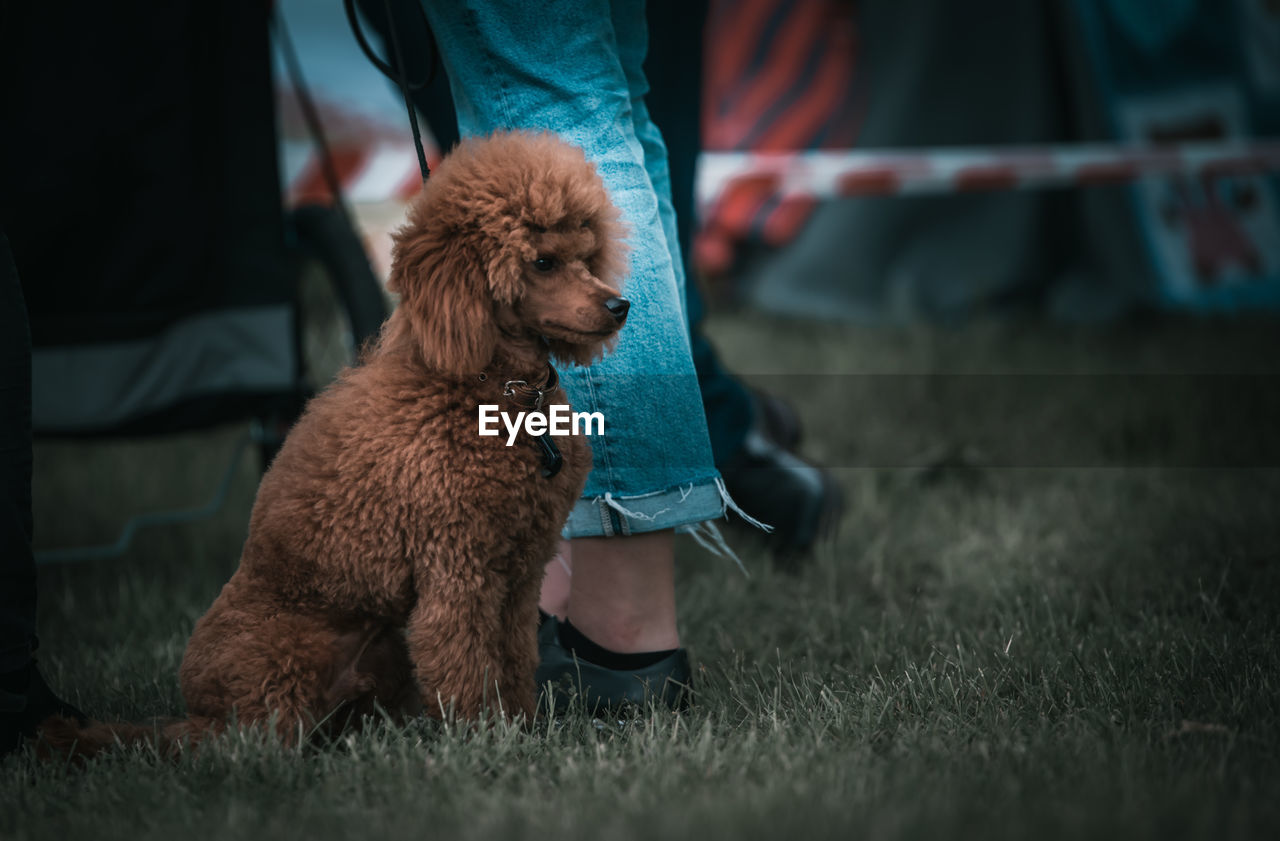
[699,0,862,274]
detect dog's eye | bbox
[532,256,558,272]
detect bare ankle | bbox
[566,609,678,654]
[538,542,573,618]
[564,529,680,653]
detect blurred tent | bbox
[1,1,390,441]
[274,0,440,209]
[272,0,447,280]
[0,1,388,560]
[1,3,300,437]
[698,0,1280,322]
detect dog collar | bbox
[500,363,559,412]
[477,363,563,478]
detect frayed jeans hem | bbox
[562,474,723,538]
[561,473,773,545]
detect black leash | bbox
[493,365,565,478]
[341,4,565,477]
[343,0,433,182]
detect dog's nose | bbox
[604,296,630,323]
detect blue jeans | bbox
[422,0,724,537]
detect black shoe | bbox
[719,393,844,569]
[752,388,803,453]
[535,613,692,716]
[1,661,86,756]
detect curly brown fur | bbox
[34,131,628,760]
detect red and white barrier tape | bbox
[281,138,1280,209]
[696,140,1280,206]
[281,139,430,206]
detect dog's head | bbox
[388,131,629,375]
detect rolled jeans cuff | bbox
[562,474,724,538]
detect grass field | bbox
[4,312,1279,840]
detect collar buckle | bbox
[503,380,544,411]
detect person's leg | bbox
[643,0,844,562]
[549,0,684,656]
[565,530,677,652]
[535,531,689,712]
[641,0,756,466]
[0,229,36,681]
[422,1,720,706]
[1,228,84,755]
[539,541,572,619]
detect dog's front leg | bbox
[405,571,527,721]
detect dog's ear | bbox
[486,247,526,306]
[388,231,497,375]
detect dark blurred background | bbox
[4,5,1280,836]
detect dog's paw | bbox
[325,670,377,706]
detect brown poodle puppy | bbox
[38,131,629,757]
